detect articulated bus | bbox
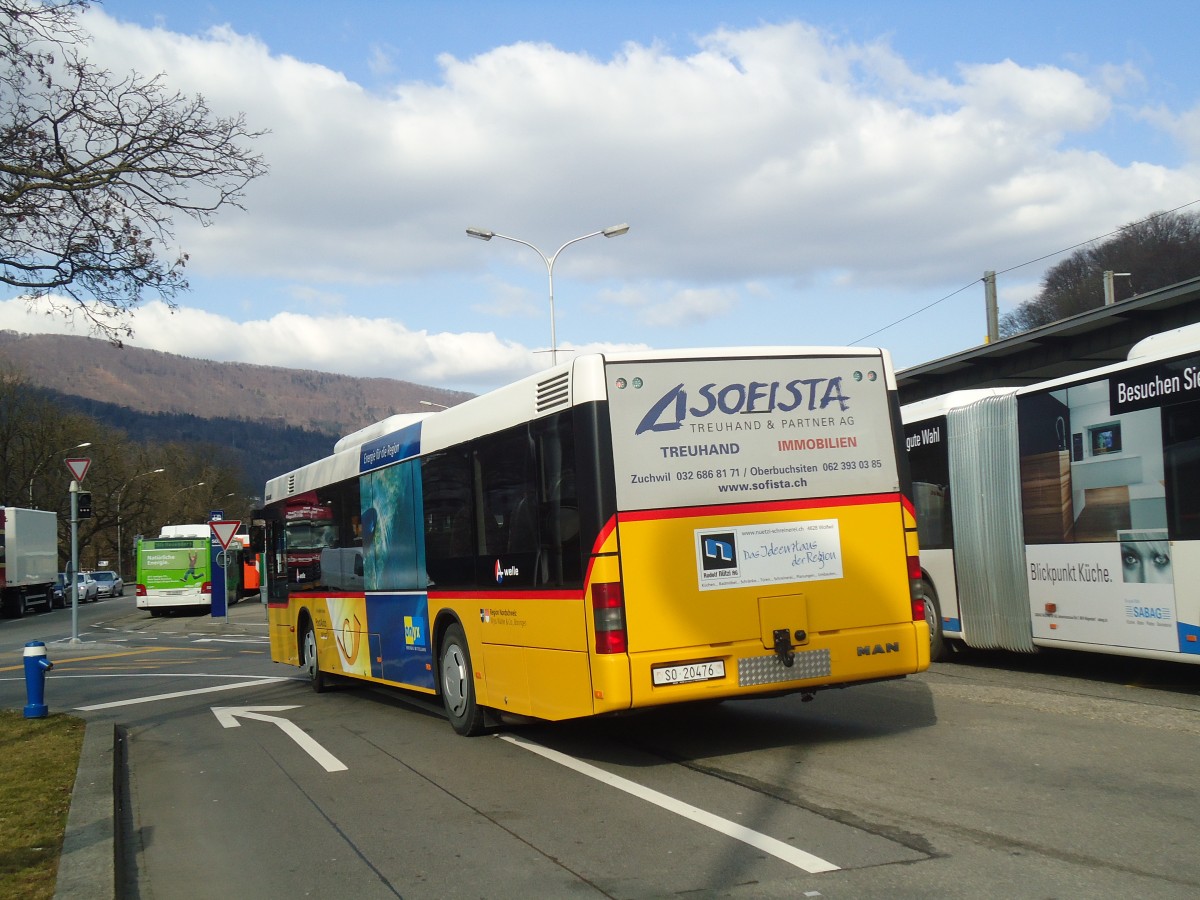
[903,323,1200,664]
[257,348,929,735]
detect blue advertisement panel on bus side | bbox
[367,592,434,689]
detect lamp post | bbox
[28,441,92,507]
[466,223,629,366]
[169,482,206,524]
[115,468,165,581]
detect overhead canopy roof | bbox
[897,275,1200,405]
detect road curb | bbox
[54,722,116,900]
[52,600,269,896]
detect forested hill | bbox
[2,330,475,492]
[43,387,336,493]
[0,331,470,434]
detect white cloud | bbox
[0,297,538,391]
[7,10,1194,389]
[75,12,1199,286]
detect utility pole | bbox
[984,271,998,343]
[1104,270,1132,305]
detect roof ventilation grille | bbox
[536,372,570,412]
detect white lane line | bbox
[76,676,291,710]
[499,733,839,874]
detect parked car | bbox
[58,571,99,603]
[90,570,124,598]
[51,574,67,610]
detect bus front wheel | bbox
[439,624,485,736]
[303,625,328,693]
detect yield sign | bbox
[65,458,91,482]
[210,519,242,549]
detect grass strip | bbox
[0,710,86,900]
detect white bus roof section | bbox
[263,445,360,505]
[333,413,433,454]
[157,524,212,539]
[901,387,1019,421]
[264,346,896,501]
[1127,321,1200,360]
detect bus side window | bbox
[1164,399,1200,540]
[536,412,582,586]
[421,448,476,588]
[475,428,539,585]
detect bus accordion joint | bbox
[591,581,627,654]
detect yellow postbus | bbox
[256,348,928,735]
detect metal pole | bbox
[984,271,998,343]
[69,480,80,644]
[466,224,628,367]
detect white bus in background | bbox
[903,323,1200,664]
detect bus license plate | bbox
[652,660,725,686]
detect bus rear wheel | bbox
[439,624,485,736]
[919,580,948,662]
[303,624,328,693]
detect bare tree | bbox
[1000,209,1200,337]
[0,0,267,340]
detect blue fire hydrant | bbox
[23,641,54,719]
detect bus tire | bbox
[302,624,329,693]
[439,624,485,736]
[919,580,948,662]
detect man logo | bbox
[700,532,737,572]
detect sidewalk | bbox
[53,599,270,899]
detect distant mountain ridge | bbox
[0,331,471,434]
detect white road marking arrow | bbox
[212,705,348,772]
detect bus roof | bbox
[157,524,211,539]
[265,346,895,504]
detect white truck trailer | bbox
[1,507,59,617]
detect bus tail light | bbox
[908,554,925,622]
[201,581,212,595]
[592,581,627,654]
[136,584,146,597]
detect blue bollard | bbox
[23,641,54,719]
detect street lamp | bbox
[466,223,630,365]
[419,400,449,410]
[169,482,206,524]
[28,441,93,507]
[115,468,165,581]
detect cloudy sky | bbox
[3,0,1198,393]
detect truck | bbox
[135,524,243,616]
[1,507,59,618]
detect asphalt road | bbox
[4,597,1200,898]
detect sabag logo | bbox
[635,377,852,434]
[699,532,738,572]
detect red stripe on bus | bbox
[616,492,903,521]
[429,589,583,602]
